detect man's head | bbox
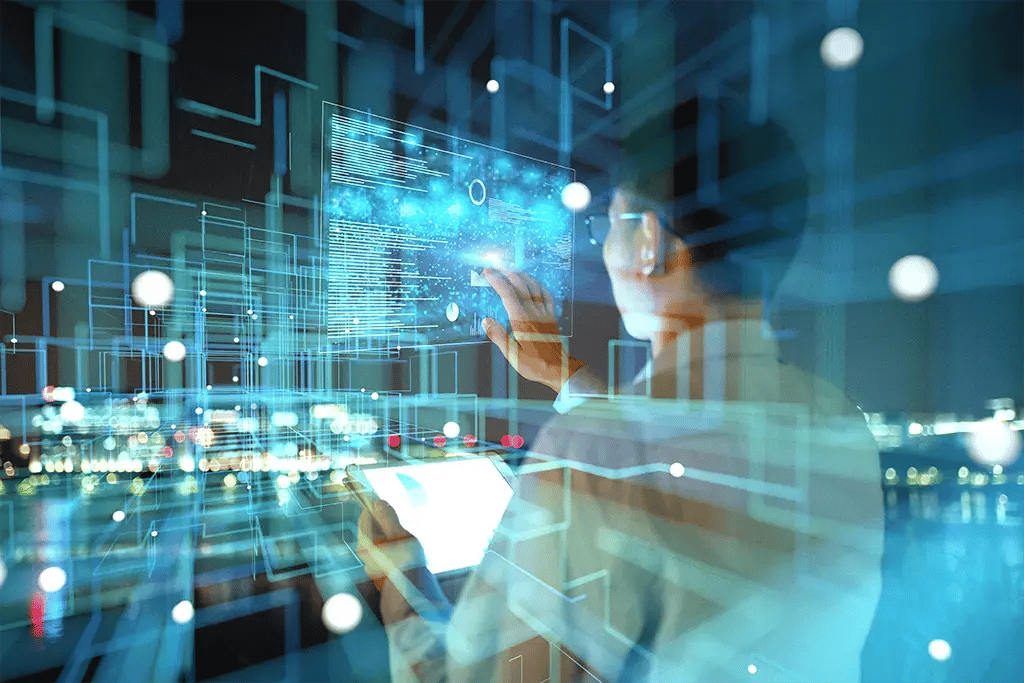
[601,95,809,339]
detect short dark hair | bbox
[617,95,809,301]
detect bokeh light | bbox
[38,566,66,593]
[51,281,65,292]
[163,340,187,362]
[928,638,952,661]
[112,510,125,522]
[171,600,195,624]
[387,434,401,449]
[670,462,685,478]
[485,79,500,94]
[443,421,460,438]
[964,418,1021,467]
[131,270,174,308]
[603,81,615,94]
[820,27,864,70]
[561,182,592,211]
[257,356,269,367]
[59,400,85,423]
[322,593,363,634]
[888,255,939,302]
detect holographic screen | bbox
[322,103,576,345]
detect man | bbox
[356,94,884,683]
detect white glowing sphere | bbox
[561,182,592,212]
[257,356,269,367]
[51,281,65,292]
[131,270,174,309]
[747,664,758,675]
[486,79,500,94]
[171,600,195,624]
[669,462,685,478]
[60,400,85,423]
[322,593,363,634]
[446,302,460,322]
[927,638,951,662]
[888,255,938,302]
[443,421,461,438]
[112,510,125,522]
[603,81,615,94]
[820,27,864,70]
[370,391,379,400]
[965,418,1021,467]
[38,566,67,592]
[163,340,187,362]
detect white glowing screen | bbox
[362,458,513,574]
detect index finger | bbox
[483,268,528,320]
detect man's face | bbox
[602,188,698,339]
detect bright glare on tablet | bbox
[361,458,515,574]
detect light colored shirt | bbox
[383,319,884,683]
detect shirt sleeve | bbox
[552,368,606,414]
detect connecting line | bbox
[483,549,587,605]
[517,456,804,503]
[177,65,317,125]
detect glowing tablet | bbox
[360,458,514,574]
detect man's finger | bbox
[483,318,515,365]
[483,269,527,319]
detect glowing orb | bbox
[112,510,125,522]
[511,434,525,449]
[388,434,401,448]
[131,270,174,308]
[433,435,447,448]
[171,600,195,624]
[257,356,269,367]
[670,462,685,478]
[443,421,460,438]
[965,418,1021,467]
[603,81,615,94]
[163,341,186,362]
[486,79,500,94]
[463,434,477,448]
[561,182,592,211]
[888,255,938,302]
[59,400,85,423]
[322,593,363,634]
[747,664,758,675]
[820,27,864,70]
[446,302,460,322]
[38,566,66,593]
[371,391,379,400]
[51,281,65,292]
[927,639,951,661]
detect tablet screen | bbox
[361,458,515,574]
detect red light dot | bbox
[500,435,512,448]
[511,434,524,449]
[173,430,186,444]
[388,434,401,448]
[161,446,173,457]
[463,434,477,448]
[433,435,447,448]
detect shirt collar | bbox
[635,318,780,385]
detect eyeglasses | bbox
[585,212,646,246]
